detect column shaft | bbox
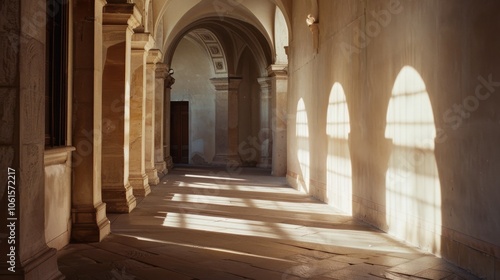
[101,4,141,212]
[163,74,175,170]
[155,64,168,173]
[0,0,62,278]
[257,77,272,168]
[71,0,110,242]
[268,65,288,176]
[144,49,162,185]
[211,77,243,165]
[128,33,152,196]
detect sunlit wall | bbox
[385,66,441,254]
[296,98,310,193]
[326,83,352,215]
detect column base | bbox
[155,161,167,174]
[212,154,242,166]
[165,155,174,170]
[71,202,111,243]
[129,173,151,197]
[102,183,137,213]
[146,168,160,185]
[0,246,64,280]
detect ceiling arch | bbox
[165,17,273,77]
[187,29,229,76]
[150,0,292,65]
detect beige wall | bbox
[287,0,500,278]
[44,149,73,250]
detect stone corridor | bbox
[57,167,478,280]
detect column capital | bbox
[258,77,272,89]
[132,32,154,51]
[155,63,169,79]
[103,3,142,29]
[210,77,229,91]
[229,77,243,90]
[267,64,288,78]
[147,49,163,64]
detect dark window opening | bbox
[45,1,69,147]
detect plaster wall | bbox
[44,152,72,250]
[287,0,500,278]
[171,37,216,164]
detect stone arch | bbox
[385,66,442,253]
[164,17,272,78]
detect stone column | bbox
[155,64,168,173]
[144,49,162,185]
[128,32,153,197]
[71,0,110,242]
[268,65,288,176]
[101,3,141,213]
[0,1,62,278]
[211,77,243,165]
[163,73,175,170]
[257,77,272,168]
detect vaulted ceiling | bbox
[128,0,293,66]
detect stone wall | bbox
[287,0,500,278]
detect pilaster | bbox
[71,0,110,242]
[128,32,153,197]
[154,64,168,173]
[144,49,162,185]
[211,77,243,165]
[0,1,63,278]
[257,77,273,168]
[164,71,175,170]
[268,64,288,176]
[101,3,141,212]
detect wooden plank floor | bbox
[57,166,479,280]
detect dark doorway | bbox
[171,101,189,164]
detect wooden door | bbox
[170,101,189,164]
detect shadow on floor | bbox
[58,166,479,280]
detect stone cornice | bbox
[228,77,243,90]
[210,77,229,91]
[267,64,288,77]
[257,77,272,89]
[155,63,169,79]
[147,49,163,64]
[103,3,141,29]
[132,32,154,51]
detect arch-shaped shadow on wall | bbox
[385,66,442,254]
[296,98,310,193]
[326,83,352,215]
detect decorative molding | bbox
[103,3,142,29]
[147,49,163,64]
[44,146,76,166]
[267,64,288,77]
[191,29,228,75]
